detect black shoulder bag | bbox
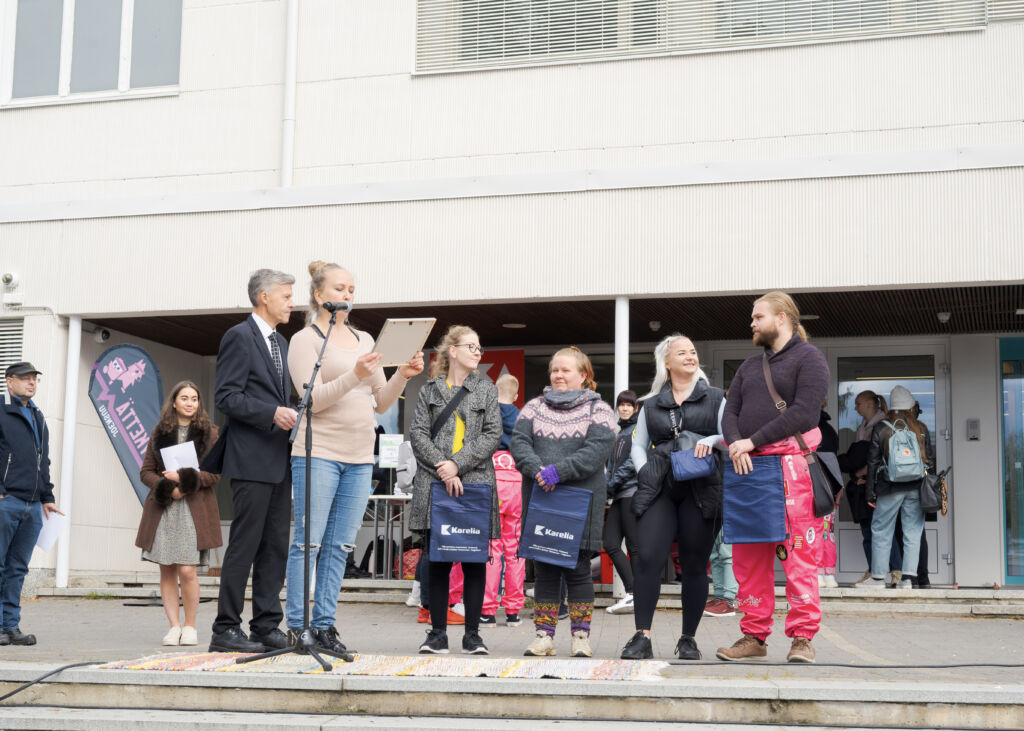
[762,353,842,518]
[431,386,471,440]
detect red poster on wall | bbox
[429,349,526,408]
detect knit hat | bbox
[889,385,915,410]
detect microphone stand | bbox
[237,307,353,671]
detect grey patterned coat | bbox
[408,371,502,537]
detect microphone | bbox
[322,301,352,313]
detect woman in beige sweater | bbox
[283,260,424,654]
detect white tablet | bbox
[372,317,436,367]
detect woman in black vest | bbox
[620,335,727,661]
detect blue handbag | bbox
[429,481,491,563]
[667,407,717,481]
[519,483,591,569]
[721,455,787,544]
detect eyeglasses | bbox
[8,374,39,382]
[454,343,484,355]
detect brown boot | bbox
[715,634,767,661]
[787,636,816,663]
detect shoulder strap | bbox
[311,323,361,341]
[762,352,813,454]
[430,385,471,440]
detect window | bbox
[416,0,988,73]
[1,0,182,106]
[0,319,25,395]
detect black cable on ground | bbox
[0,661,100,704]
[666,660,1024,667]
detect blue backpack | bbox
[882,419,926,482]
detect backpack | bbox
[393,440,417,495]
[881,419,926,482]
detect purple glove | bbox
[539,464,560,487]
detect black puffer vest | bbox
[642,380,725,519]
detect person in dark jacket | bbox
[855,385,934,590]
[620,336,727,662]
[1,362,64,647]
[604,390,640,616]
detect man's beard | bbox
[752,324,778,348]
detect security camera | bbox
[93,328,111,343]
[649,320,662,332]
[1,273,18,288]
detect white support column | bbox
[55,316,81,589]
[611,296,629,600]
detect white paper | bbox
[378,434,404,469]
[35,511,68,552]
[160,441,200,471]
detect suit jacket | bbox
[202,316,292,483]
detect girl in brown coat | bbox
[135,380,221,646]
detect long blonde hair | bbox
[431,325,477,378]
[642,334,708,399]
[756,291,809,341]
[549,347,597,391]
[306,260,345,326]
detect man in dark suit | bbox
[208,269,298,652]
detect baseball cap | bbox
[5,362,42,379]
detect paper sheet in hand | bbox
[372,318,436,367]
[36,511,68,552]
[160,441,200,471]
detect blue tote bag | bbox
[722,455,787,544]
[429,481,492,563]
[519,483,592,569]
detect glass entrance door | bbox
[1000,338,1024,585]
[830,344,952,585]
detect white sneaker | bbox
[896,578,914,590]
[853,576,887,589]
[451,602,465,616]
[405,580,421,607]
[606,593,634,614]
[526,587,535,598]
[817,573,825,588]
[823,575,839,589]
[162,626,181,646]
[179,626,198,646]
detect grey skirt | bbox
[141,498,209,567]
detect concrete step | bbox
[1,662,1021,729]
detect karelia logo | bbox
[534,524,574,540]
[441,524,480,536]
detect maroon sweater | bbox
[722,334,830,448]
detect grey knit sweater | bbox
[510,388,616,553]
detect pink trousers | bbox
[483,451,526,615]
[733,432,823,641]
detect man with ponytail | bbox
[717,291,830,664]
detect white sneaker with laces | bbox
[405,580,421,607]
[896,578,914,590]
[853,576,887,589]
[162,626,182,646]
[823,575,839,588]
[606,593,634,615]
[451,602,465,616]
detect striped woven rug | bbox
[98,652,667,681]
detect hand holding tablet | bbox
[372,318,436,367]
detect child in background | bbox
[481,374,525,627]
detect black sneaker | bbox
[620,631,653,660]
[419,629,449,654]
[209,627,263,653]
[558,604,569,620]
[479,614,497,627]
[0,631,9,646]
[6,628,35,646]
[505,613,522,627]
[675,634,701,660]
[249,627,289,651]
[316,626,353,654]
[462,631,490,655]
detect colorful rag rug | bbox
[98,652,667,681]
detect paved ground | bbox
[6,595,1024,685]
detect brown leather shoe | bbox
[716,634,767,661]
[787,636,816,663]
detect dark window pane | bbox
[12,0,64,99]
[70,0,122,93]
[131,0,182,87]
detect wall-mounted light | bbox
[502,323,526,329]
[649,320,661,332]
[937,312,951,324]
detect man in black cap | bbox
[1,362,64,646]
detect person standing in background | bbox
[604,390,640,616]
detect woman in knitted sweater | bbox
[511,347,616,658]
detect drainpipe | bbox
[55,315,81,589]
[280,0,299,187]
[612,297,629,600]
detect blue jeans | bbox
[285,458,372,629]
[0,495,43,630]
[709,528,737,602]
[870,489,925,579]
[859,519,902,573]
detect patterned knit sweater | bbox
[510,388,616,553]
